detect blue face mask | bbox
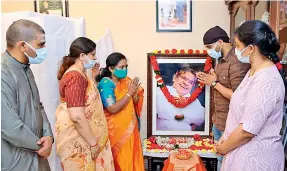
[83,55,97,69]
[113,68,128,79]
[235,46,250,63]
[207,42,222,59]
[24,42,47,64]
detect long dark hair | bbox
[235,20,287,90]
[58,37,96,80]
[96,52,127,82]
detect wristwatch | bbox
[211,81,218,87]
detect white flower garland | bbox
[155,136,195,149]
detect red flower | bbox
[171,49,177,54]
[165,49,170,54]
[149,143,161,149]
[148,136,156,144]
[150,56,160,70]
[155,75,162,80]
[203,50,208,54]
[180,49,185,54]
[194,134,201,141]
[188,49,193,54]
[204,57,213,72]
[160,86,169,95]
[158,50,162,54]
[169,139,176,145]
[158,79,164,83]
[190,145,196,150]
[195,50,200,54]
[150,55,156,61]
[276,62,283,70]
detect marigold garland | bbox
[150,49,213,108]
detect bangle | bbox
[126,93,131,98]
[91,142,98,147]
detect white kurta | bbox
[156,86,205,131]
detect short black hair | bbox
[6,19,45,48]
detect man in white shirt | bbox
[156,66,205,131]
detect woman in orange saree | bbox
[55,37,114,171]
[97,52,145,171]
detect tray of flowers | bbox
[175,149,194,160]
[143,134,216,158]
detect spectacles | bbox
[179,75,194,85]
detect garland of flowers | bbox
[150,49,213,108]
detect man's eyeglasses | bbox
[179,75,194,85]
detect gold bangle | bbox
[91,142,98,147]
[126,93,131,98]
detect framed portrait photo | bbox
[34,0,69,17]
[147,53,213,137]
[156,0,192,32]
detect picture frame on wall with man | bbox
[34,0,69,17]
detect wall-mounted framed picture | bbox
[34,0,69,17]
[147,53,214,137]
[156,0,192,32]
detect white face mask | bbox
[235,46,250,63]
[83,54,97,69]
[24,42,47,64]
[207,42,222,59]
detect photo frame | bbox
[156,0,192,32]
[34,0,69,17]
[147,53,214,137]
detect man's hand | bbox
[196,69,217,86]
[36,136,53,159]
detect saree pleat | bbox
[55,77,114,171]
[99,77,145,171]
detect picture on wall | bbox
[156,0,192,32]
[147,54,212,136]
[34,0,69,17]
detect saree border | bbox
[111,113,137,157]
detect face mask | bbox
[207,42,222,59]
[113,68,128,79]
[83,55,97,69]
[24,42,47,64]
[235,46,250,63]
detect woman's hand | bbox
[132,94,139,104]
[216,135,224,146]
[91,143,101,160]
[214,136,225,156]
[92,62,101,80]
[128,76,141,96]
[214,143,227,156]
